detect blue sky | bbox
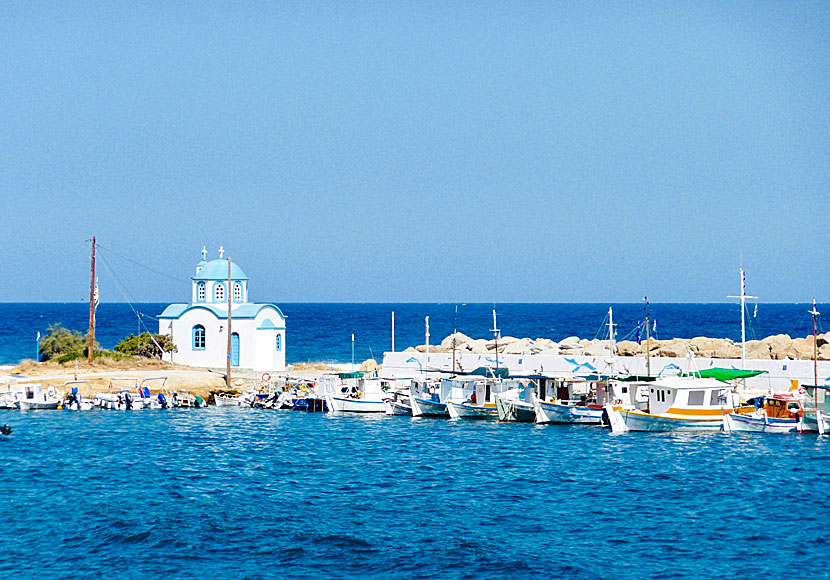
[2,2,828,303]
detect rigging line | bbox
[95,242,191,285]
[97,253,158,338]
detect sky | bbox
[1,2,828,304]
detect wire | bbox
[95,242,190,285]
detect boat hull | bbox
[723,413,801,433]
[802,412,829,434]
[18,400,60,410]
[535,402,603,424]
[619,409,724,432]
[496,397,536,422]
[410,397,448,417]
[383,399,412,416]
[446,401,498,420]
[326,395,386,413]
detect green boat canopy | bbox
[681,368,767,381]
[336,371,364,379]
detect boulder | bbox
[745,340,772,360]
[818,332,830,349]
[558,336,582,350]
[404,346,417,352]
[616,340,641,356]
[712,343,742,359]
[535,347,560,357]
[468,339,489,354]
[820,344,830,361]
[504,338,534,355]
[584,341,613,357]
[657,339,690,358]
[440,332,472,350]
[360,359,379,372]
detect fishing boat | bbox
[18,384,61,410]
[409,379,449,417]
[495,381,536,422]
[606,370,757,432]
[322,372,386,413]
[722,394,804,433]
[383,390,412,416]
[800,300,829,434]
[446,375,521,420]
[534,376,609,424]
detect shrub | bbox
[114,333,177,359]
[39,323,97,361]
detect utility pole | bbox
[88,236,96,364]
[226,256,232,388]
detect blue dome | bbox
[193,259,249,281]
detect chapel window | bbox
[215,283,225,302]
[198,282,205,301]
[276,334,282,351]
[234,283,242,302]
[193,325,206,350]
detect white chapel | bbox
[158,247,286,372]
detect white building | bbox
[158,248,286,372]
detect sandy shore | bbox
[0,359,332,399]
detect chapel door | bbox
[231,333,240,367]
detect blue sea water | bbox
[1,408,829,580]
[0,302,827,366]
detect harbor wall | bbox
[380,351,830,393]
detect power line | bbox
[94,241,190,285]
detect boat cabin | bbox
[763,395,802,419]
[639,376,740,415]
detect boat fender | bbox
[262,373,271,382]
[0,424,11,436]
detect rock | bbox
[468,339,489,354]
[818,332,830,348]
[712,343,742,359]
[404,346,417,352]
[616,340,641,356]
[657,339,690,358]
[504,338,534,354]
[440,332,472,350]
[820,344,830,360]
[559,336,581,350]
[745,340,772,360]
[415,345,427,353]
[584,341,613,357]
[360,358,379,372]
[535,347,560,356]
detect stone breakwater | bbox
[404,332,830,361]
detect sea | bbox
[1,409,828,579]
[2,302,829,580]
[0,302,826,366]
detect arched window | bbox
[214,283,225,302]
[192,325,206,350]
[276,333,282,351]
[197,282,205,302]
[234,283,242,302]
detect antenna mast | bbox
[643,297,650,377]
[728,268,758,370]
[491,309,500,369]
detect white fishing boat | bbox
[445,375,519,420]
[321,372,387,413]
[18,384,61,410]
[495,383,535,422]
[799,301,829,434]
[383,392,412,416]
[409,379,449,417]
[533,376,609,424]
[722,393,804,433]
[0,389,19,409]
[606,373,753,432]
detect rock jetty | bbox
[405,332,830,361]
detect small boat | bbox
[722,394,804,433]
[445,377,522,420]
[18,384,61,410]
[321,372,387,413]
[409,379,449,417]
[495,382,536,422]
[533,376,609,424]
[0,424,11,436]
[63,380,94,410]
[383,391,412,416]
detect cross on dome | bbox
[201,246,208,261]
[219,246,225,258]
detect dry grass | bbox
[12,357,185,376]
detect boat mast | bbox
[88,236,96,364]
[643,297,650,377]
[608,306,616,357]
[425,316,430,374]
[728,268,758,370]
[491,308,500,369]
[391,311,395,353]
[226,255,232,389]
[810,298,820,387]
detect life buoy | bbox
[428,385,436,395]
[262,373,271,382]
